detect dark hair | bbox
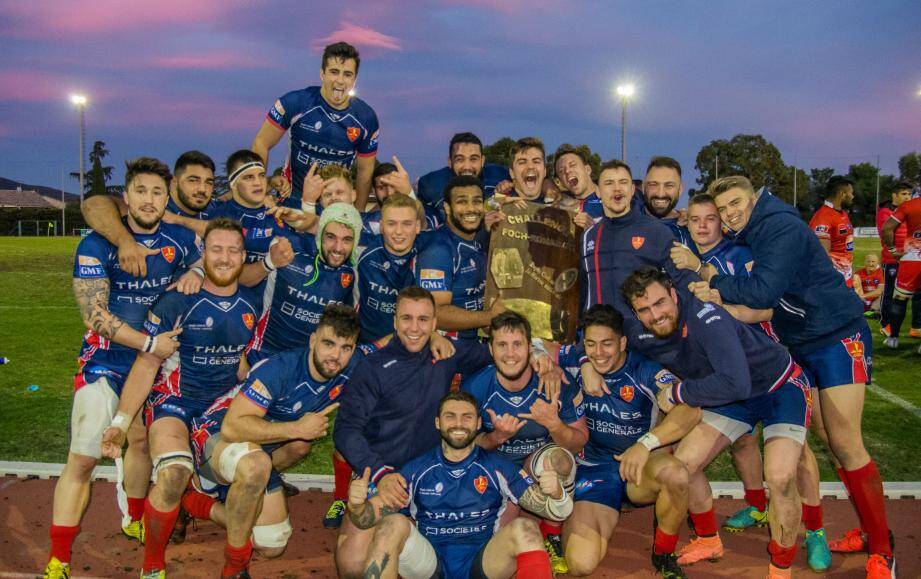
[488,311,532,343]
[449,132,483,157]
[203,216,244,244]
[174,150,215,176]
[825,175,855,198]
[553,144,590,169]
[225,149,263,176]
[598,159,633,179]
[395,285,436,312]
[509,137,545,166]
[372,162,398,183]
[443,174,485,205]
[125,157,171,189]
[322,41,360,73]
[620,267,673,307]
[894,180,915,193]
[438,390,479,416]
[688,193,717,209]
[317,304,360,340]
[646,156,682,178]
[579,304,624,336]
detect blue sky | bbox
[1,0,919,192]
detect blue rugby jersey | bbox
[143,287,261,403]
[248,229,354,362]
[415,225,487,340]
[266,86,379,197]
[417,164,508,220]
[209,198,284,265]
[400,445,533,547]
[167,195,216,220]
[462,366,583,465]
[72,222,200,393]
[659,217,692,247]
[629,294,794,408]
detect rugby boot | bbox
[140,570,165,579]
[122,518,145,544]
[829,528,867,553]
[544,533,569,575]
[281,477,300,497]
[651,552,687,578]
[722,505,769,532]
[323,499,347,529]
[883,337,899,349]
[676,535,723,565]
[865,553,897,579]
[43,557,71,579]
[909,328,921,339]
[880,325,892,337]
[168,506,191,544]
[766,563,792,578]
[803,528,832,572]
[222,570,252,579]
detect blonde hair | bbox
[708,175,755,197]
[381,193,424,223]
[318,164,353,187]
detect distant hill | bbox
[0,176,81,204]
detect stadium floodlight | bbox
[615,84,636,161]
[70,94,88,201]
[70,94,87,106]
[616,84,635,98]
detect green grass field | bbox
[0,236,919,479]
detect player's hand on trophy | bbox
[573,211,594,230]
[488,297,507,317]
[484,210,504,231]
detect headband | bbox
[228,161,265,186]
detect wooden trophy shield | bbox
[484,202,582,342]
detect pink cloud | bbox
[443,0,561,14]
[150,52,265,70]
[313,21,402,52]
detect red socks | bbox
[744,487,768,512]
[843,461,891,556]
[332,452,352,501]
[142,498,180,572]
[222,539,253,577]
[689,508,718,537]
[768,539,797,569]
[182,488,217,520]
[516,549,552,578]
[49,524,79,563]
[654,527,679,555]
[801,502,823,531]
[538,519,562,539]
[127,497,145,522]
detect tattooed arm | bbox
[347,466,403,530]
[517,466,573,522]
[73,277,147,350]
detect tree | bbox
[804,167,835,212]
[846,162,897,226]
[71,141,114,196]
[898,152,921,183]
[483,137,516,167]
[694,134,791,202]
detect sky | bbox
[1,0,919,193]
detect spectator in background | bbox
[877,180,920,337]
[853,254,884,317]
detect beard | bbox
[177,186,210,211]
[204,259,243,287]
[448,210,483,235]
[648,315,679,339]
[496,356,530,382]
[128,205,163,230]
[440,427,477,450]
[312,348,341,380]
[645,195,678,218]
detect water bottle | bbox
[0,357,9,364]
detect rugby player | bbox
[623,267,814,578]
[345,391,569,579]
[333,286,563,577]
[878,180,920,342]
[881,192,921,354]
[416,175,501,340]
[100,218,261,578]
[556,304,697,578]
[462,311,586,573]
[506,137,552,204]
[853,254,884,317]
[362,160,440,235]
[672,194,831,572]
[44,158,200,579]
[166,151,217,219]
[698,176,894,578]
[416,132,509,219]
[809,175,856,283]
[643,156,692,245]
[553,144,603,229]
[252,41,379,211]
[183,305,365,577]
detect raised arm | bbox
[251,118,286,167]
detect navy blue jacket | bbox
[580,207,699,320]
[332,337,492,483]
[709,193,865,353]
[630,294,795,407]
[417,163,508,220]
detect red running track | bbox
[1,477,918,577]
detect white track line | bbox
[868,382,921,419]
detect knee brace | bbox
[252,517,293,549]
[398,525,438,579]
[218,442,260,483]
[152,450,193,482]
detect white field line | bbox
[868,382,921,419]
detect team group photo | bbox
[1,2,919,578]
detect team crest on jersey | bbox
[745,261,754,272]
[328,384,342,400]
[242,313,255,330]
[473,475,488,494]
[346,127,361,142]
[844,340,864,360]
[620,385,635,403]
[340,272,353,288]
[161,246,176,263]
[631,236,645,250]
[681,324,688,338]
